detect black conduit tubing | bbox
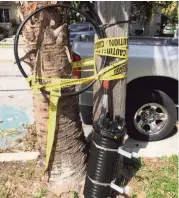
[84,114,125,198]
[84,133,122,197]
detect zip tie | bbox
[87,176,111,187]
[92,140,118,152]
[110,180,130,194]
[118,147,139,159]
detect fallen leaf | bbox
[7,117,15,122]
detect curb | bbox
[0,44,24,48]
[0,151,40,162]
[0,59,15,62]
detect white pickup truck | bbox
[72,34,178,142]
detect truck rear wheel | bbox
[126,89,177,141]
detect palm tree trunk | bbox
[19,1,87,196]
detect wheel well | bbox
[127,76,178,104]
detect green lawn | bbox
[118,155,178,198]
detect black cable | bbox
[99,20,131,30]
[14,3,107,97]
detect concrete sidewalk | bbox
[0,45,33,126]
[0,47,34,148]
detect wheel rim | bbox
[134,103,168,135]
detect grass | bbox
[118,155,178,198]
[0,155,177,198]
[33,189,48,198]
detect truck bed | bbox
[129,36,178,46]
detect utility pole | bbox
[83,2,132,198]
[93,1,131,130]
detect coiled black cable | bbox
[14,3,107,97]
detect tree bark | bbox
[19,2,87,197]
[143,2,153,36]
[143,12,153,36]
[93,1,131,122]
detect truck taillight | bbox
[72,52,81,78]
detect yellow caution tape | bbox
[95,47,128,59]
[94,37,128,49]
[27,64,127,92]
[72,58,94,69]
[26,37,128,171]
[45,90,60,170]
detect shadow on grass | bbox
[114,157,143,198]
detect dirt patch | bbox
[0,124,39,153]
[0,160,58,198]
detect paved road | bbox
[0,45,178,157]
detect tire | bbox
[126,89,177,141]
